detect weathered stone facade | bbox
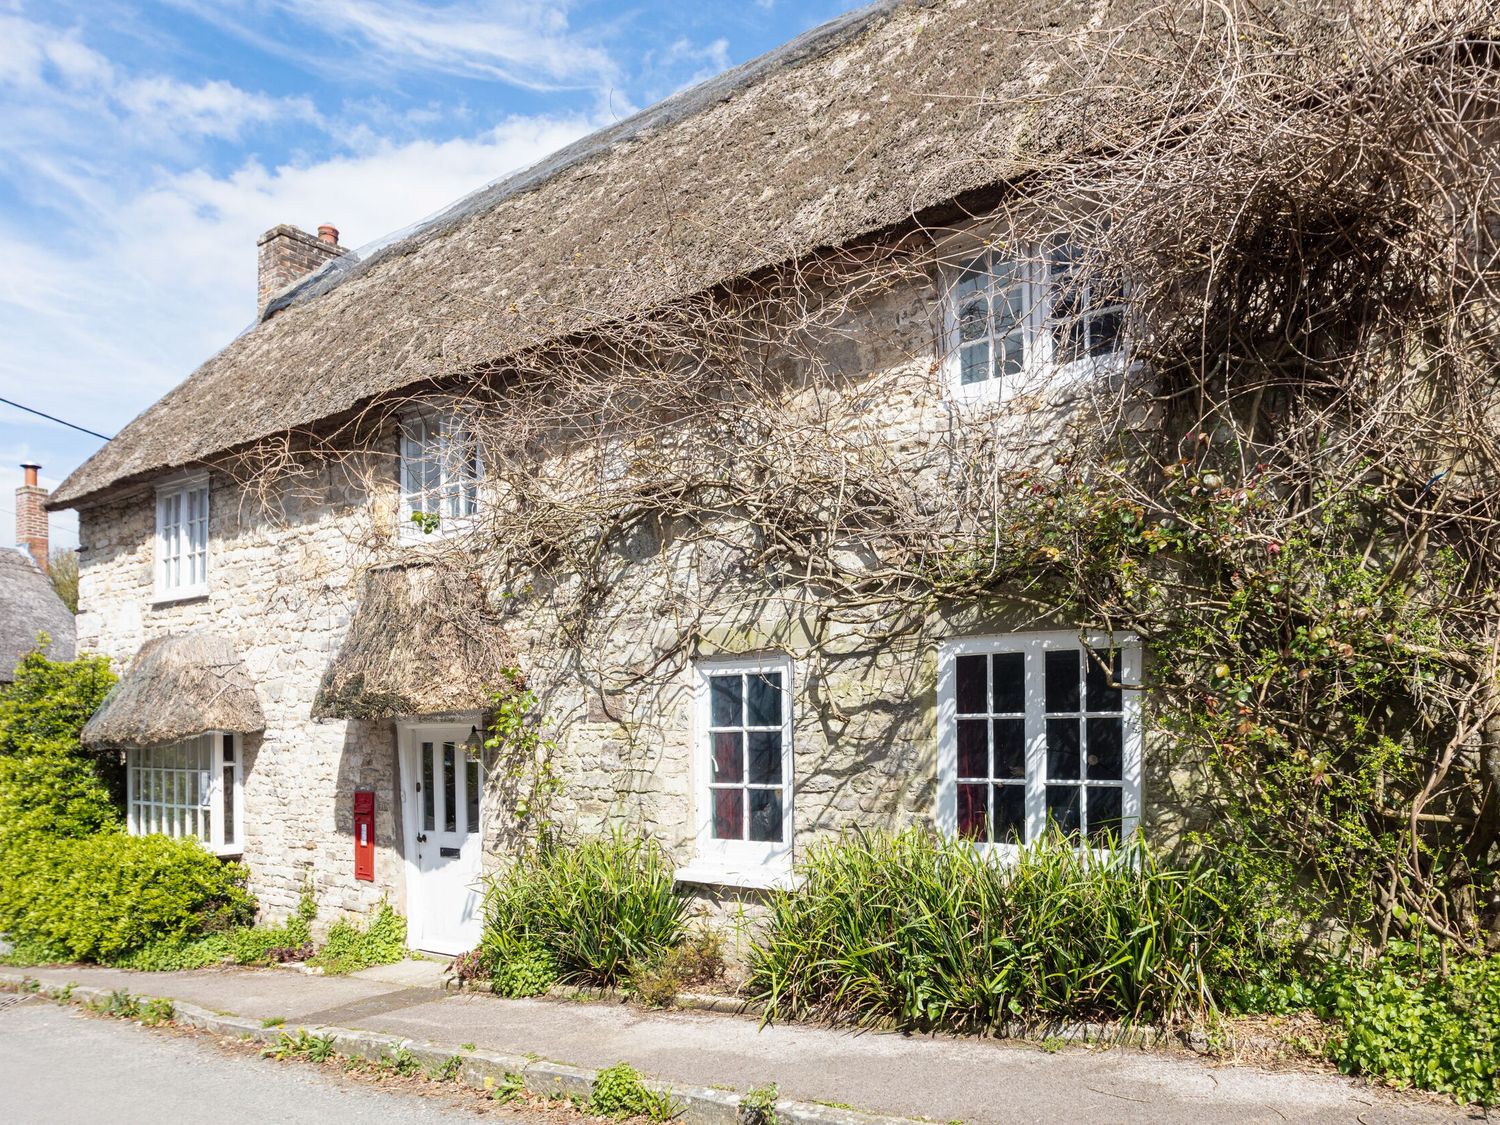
[73,260,1203,940]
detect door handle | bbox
[416,833,427,843]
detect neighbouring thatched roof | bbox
[49,0,1149,509]
[312,564,515,721]
[0,549,74,682]
[82,633,265,749]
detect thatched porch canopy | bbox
[83,633,264,749]
[312,564,514,721]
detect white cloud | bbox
[114,76,316,140]
[179,0,619,92]
[0,114,600,530]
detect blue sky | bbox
[0,0,866,550]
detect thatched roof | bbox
[312,564,515,720]
[82,633,264,749]
[0,549,74,682]
[49,0,1150,509]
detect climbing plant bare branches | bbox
[221,0,1500,948]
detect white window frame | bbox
[153,472,210,602]
[398,408,482,542]
[125,731,244,857]
[676,654,796,889]
[936,631,1142,858]
[943,240,1125,404]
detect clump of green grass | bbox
[748,828,1238,1030]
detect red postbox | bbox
[353,790,376,882]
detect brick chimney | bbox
[256,223,347,311]
[15,463,48,573]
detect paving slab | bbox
[7,963,1474,1125]
[12,963,403,1022]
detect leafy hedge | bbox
[0,652,256,964]
[0,832,255,963]
[0,652,118,843]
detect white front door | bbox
[398,723,484,956]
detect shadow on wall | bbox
[327,718,406,917]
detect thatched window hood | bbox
[83,633,264,750]
[312,563,514,721]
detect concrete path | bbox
[0,997,548,1124]
[7,963,1478,1124]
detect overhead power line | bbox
[0,396,114,441]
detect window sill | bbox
[673,860,801,892]
[397,518,478,546]
[151,585,210,606]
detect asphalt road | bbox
[0,997,544,1125]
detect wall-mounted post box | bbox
[353,789,375,882]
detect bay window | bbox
[126,732,243,856]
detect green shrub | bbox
[0,652,116,759]
[140,997,175,1026]
[479,831,688,987]
[739,1083,780,1125]
[628,928,726,1008]
[0,653,119,846]
[0,833,254,963]
[588,1062,676,1121]
[748,828,1237,1030]
[310,901,407,975]
[1317,952,1499,1105]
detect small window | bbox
[691,656,794,876]
[126,732,243,856]
[1045,243,1124,363]
[400,411,480,537]
[155,474,209,599]
[939,633,1140,850]
[948,240,1122,398]
[955,251,1031,388]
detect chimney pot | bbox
[15,462,49,573]
[318,224,339,245]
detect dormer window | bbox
[400,410,480,538]
[950,241,1123,398]
[154,473,209,601]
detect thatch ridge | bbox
[0,549,74,681]
[48,0,1131,509]
[312,563,516,720]
[50,0,1403,511]
[82,632,265,749]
